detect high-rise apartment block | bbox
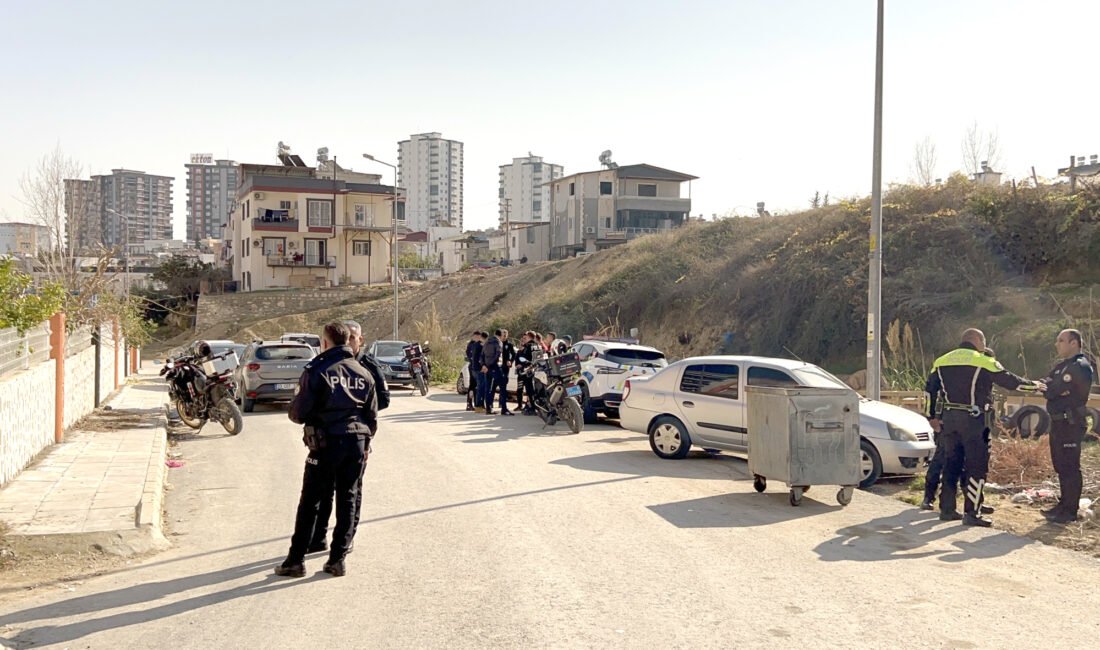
[398,132,463,232]
[185,156,238,242]
[498,155,562,226]
[64,169,174,253]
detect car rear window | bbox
[604,348,665,367]
[256,345,313,361]
[747,366,798,388]
[375,343,408,357]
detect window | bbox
[747,366,798,388]
[307,200,333,227]
[262,237,285,257]
[638,184,657,197]
[279,200,292,210]
[527,227,536,244]
[680,364,740,399]
[569,182,575,196]
[604,218,611,228]
[430,185,439,196]
[353,241,371,256]
[600,181,612,195]
[354,203,374,226]
[574,344,594,361]
[532,200,541,212]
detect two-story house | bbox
[547,163,697,259]
[225,163,399,291]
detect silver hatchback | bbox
[233,341,315,412]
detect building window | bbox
[262,237,285,257]
[532,200,541,212]
[354,203,374,226]
[279,200,292,209]
[638,184,657,197]
[604,218,611,229]
[307,199,333,227]
[353,241,371,256]
[569,182,575,196]
[600,181,612,195]
[430,185,439,196]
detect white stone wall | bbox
[0,360,57,487]
[64,345,96,430]
[97,328,116,402]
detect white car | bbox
[571,338,667,423]
[619,355,935,488]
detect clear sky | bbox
[1,0,1096,236]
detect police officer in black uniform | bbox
[276,322,378,578]
[1037,328,1095,524]
[308,320,389,553]
[925,328,1039,527]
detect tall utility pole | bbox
[866,0,885,400]
[363,153,400,340]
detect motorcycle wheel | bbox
[216,398,244,436]
[562,397,583,434]
[176,401,205,429]
[415,373,428,396]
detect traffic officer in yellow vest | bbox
[1036,328,1095,524]
[925,328,1040,526]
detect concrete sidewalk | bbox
[0,367,169,554]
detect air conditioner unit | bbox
[584,226,596,234]
[254,192,265,200]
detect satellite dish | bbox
[599,150,617,169]
[317,146,329,163]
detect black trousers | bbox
[516,370,534,409]
[939,411,989,515]
[311,463,367,549]
[1049,418,1085,511]
[924,426,988,504]
[287,434,366,564]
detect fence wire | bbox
[66,325,93,357]
[0,323,53,379]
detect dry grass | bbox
[988,436,1057,488]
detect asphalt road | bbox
[3,388,1100,649]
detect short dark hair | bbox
[323,321,350,347]
[495,329,503,336]
[1066,329,1083,346]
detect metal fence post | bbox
[93,323,101,407]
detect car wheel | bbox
[242,397,255,413]
[456,372,468,395]
[580,384,598,424]
[859,439,883,489]
[649,416,691,459]
[604,408,620,420]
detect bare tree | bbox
[810,191,821,209]
[910,136,938,186]
[961,121,1004,175]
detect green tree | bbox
[151,255,229,301]
[0,256,65,335]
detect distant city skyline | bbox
[1,1,1098,240]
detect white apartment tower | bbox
[398,132,463,232]
[498,155,563,226]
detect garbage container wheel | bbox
[753,475,766,492]
[837,486,854,506]
[789,487,803,506]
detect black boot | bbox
[919,499,934,511]
[323,559,346,576]
[939,510,962,521]
[962,513,993,527]
[274,561,306,577]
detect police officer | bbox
[514,331,536,413]
[276,322,378,578]
[481,330,504,415]
[498,329,516,416]
[308,320,389,553]
[1037,328,1094,524]
[925,328,1038,527]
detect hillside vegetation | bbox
[186,176,1100,386]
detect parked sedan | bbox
[619,355,935,488]
[233,341,315,412]
[367,340,415,387]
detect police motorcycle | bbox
[160,342,244,435]
[518,347,584,434]
[403,341,432,396]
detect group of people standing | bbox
[923,327,1094,527]
[465,329,571,416]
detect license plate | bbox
[566,385,581,397]
[394,373,410,379]
[275,383,296,391]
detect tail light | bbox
[247,363,260,372]
[622,379,632,401]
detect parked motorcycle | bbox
[403,342,432,396]
[161,350,244,435]
[519,348,584,434]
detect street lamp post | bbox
[866,0,885,400]
[363,153,399,340]
[105,207,131,296]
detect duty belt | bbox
[1050,412,1073,421]
[942,402,984,417]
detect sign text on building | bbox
[190,154,214,164]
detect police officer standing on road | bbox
[481,330,504,416]
[925,328,1039,527]
[1037,328,1095,524]
[308,320,389,553]
[466,332,483,412]
[276,321,378,578]
[499,329,516,416]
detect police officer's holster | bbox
[938,409,990,515]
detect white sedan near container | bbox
[619,355,935,488]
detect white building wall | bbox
[498,156,562,226]
[398,133,464,232]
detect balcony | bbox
[267,254,336,268]
[253,209,299,232]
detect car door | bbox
[675,363,745,449]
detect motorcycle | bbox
[161,351,244,435]
[519,348,584,434]
[403,341,432,396]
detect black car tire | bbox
[580,384,598,425]
[242,397,255,413]
[649,416,691,459]
[859,438,883,489]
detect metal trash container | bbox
[746,385,861,506]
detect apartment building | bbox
[498,155,562,227]
[547,163,697,259]
[0,222,51,256]
[63,169,174,253]
[185,156,238,242]
[225,162,395,291]
[398,132,463,231]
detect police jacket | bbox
[482,336,502,368]
[469,340,483,368]
[289,345,378,437]
[357,351,390,411]
[1042,353,1094,418]
[501,340,516,369]
[465,340,480,364]
[924,342,1032,417]
[515,341,535,370]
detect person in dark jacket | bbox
[276,322,378,578]
[514,331,537,414]
[498,329,516,416]
[480,330,503,415]
[466,332,483,412]
[309,320,389,553]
